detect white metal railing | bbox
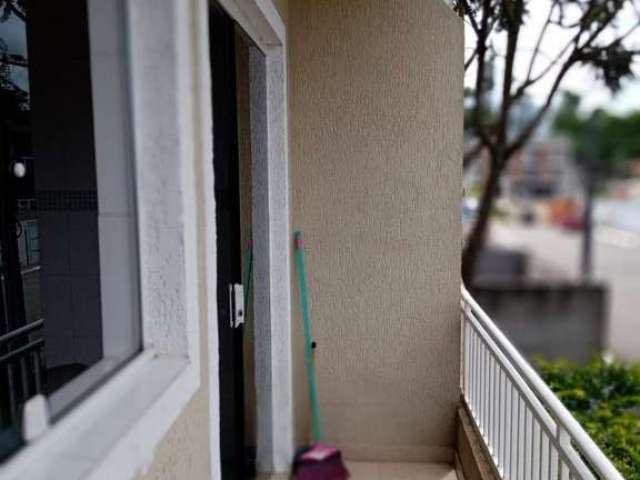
[460,286,624,480]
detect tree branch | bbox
[4,1,26,22]
[496,0,523,165]
[458,0,481,35]
[463,141,485,170]
[513,1,624,102]
[576,4,621,52]
[512,2,597,100]
[512,43,573,100]
[467,0,495,155]
[524,0,556,84]
[607,20,640,48]
[507,58,575,157]
[465,48,478,71]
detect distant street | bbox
[490,222,640,361]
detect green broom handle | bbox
[294,231,323,443]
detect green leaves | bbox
[552,93,640,177]
[575,41,635,92]
[496,0,527,32]
[538,357,640,479]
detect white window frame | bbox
[0,0,207,478]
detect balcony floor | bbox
[346,461,458,480]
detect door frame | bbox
[210,4,245,478]
[207,0,293,475]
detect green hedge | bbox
[537,357,640,479]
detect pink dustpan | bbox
[293,443,349,480]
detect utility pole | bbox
[581,163,595,279]
[581,120,597,280]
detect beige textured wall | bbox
[289,0,463,462]
[134,391,212,480]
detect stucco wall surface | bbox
[134,1,288,478]
[133,0,214,479]
[289,0,463,462]
[134,391,212,480]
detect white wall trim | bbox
[217,0,293,474]
[218,0,285,50]
[0,352,196,480]
[0,0,205,478]
[260,47,293,472]
[190,0,220,479]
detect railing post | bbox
[461,286,625,480]
[557,425,571,480]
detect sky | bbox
[464,0,640,114]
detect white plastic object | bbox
[22,394,50,442]
[228,283,245,328]
[234,284,245,328]
[12,161,27,179]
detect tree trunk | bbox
[462,159,502,286]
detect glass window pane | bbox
[0,0,139,461]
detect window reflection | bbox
[0,0,106,461]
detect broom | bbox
[293,231,349,480]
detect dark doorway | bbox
[210,4,246,479]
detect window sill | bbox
[0,349,198,480]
